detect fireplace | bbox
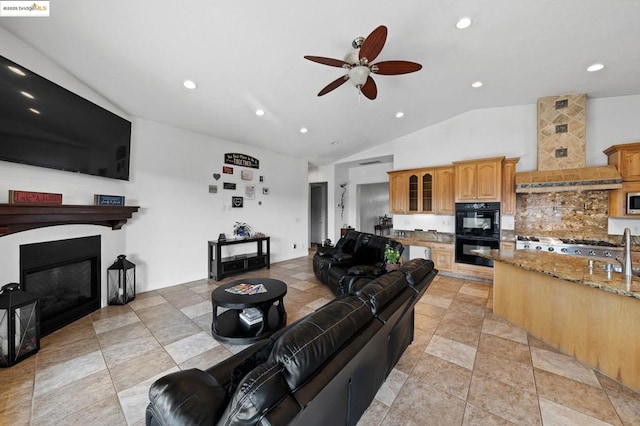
[20,236,101,336]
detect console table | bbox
[208,236,270,281]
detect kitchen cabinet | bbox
[434,166,455,215]
[453,157,504,202]
[388,171,408,213]
[455,263,493,281]
[604,141,640,181]
[609,181,640,218]
[432,243,454,272]
[409,245,432,260]
[501,158,519,215]
[388,167,451,215]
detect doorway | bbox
[357,182,389,233]
[309,182,328,246]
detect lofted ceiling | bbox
[1,0,639,166]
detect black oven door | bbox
[455,237,499,267]
[455,202,500,239]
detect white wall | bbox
[126,119,309,292]
[0,27,309,295]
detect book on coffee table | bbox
[239,307,263,326]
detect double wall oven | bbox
[455,202,500,267]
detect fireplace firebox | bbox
[20,236,101,336]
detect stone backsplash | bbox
[515,190,611,241]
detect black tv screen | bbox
[0,54,131,180]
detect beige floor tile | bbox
[118,367,179,425]
[424,335,476,370]
[534,368,622,425]
[375,368,409,407]
[178,344,235,371]
[357,398,389,426]
[98,322,161,368]
[32,369,116,425]
[387,376,466,425]
[305,296,333,310]
[477,333,531,365]
[539,397,616,426]
[468,374,541,425]
[164,330,219,364]
[530,346,601,388]
[128,294,167,311]
[459,285,490,299]
[180,300,212,319]
[474,350,536,391]
[34,350,106,397]
[411,353,472,400]
[92,310,141,335]
[462,403,515,425]
[596,372,640,425]
[109,346,177,392]
[419,293,453,309]
[434,320,481,347]
[481,316,528,345]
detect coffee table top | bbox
[211,278,287,310]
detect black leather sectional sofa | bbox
[313,230,405,295]
[145,258,437,426]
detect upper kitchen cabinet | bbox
[388,170,409,214]
[501,158,520,215]
[453,157,505,202]
[388,167,453,215]
[604,142,640,181]
[434,166,455,215]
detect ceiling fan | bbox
[304,25,422,100]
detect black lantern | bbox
[0,283,40,367]
[107,255,136,305]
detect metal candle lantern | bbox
[0,283,40,367]
[107,255,136,305]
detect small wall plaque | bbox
[232,196,244,208]
[94,194,125,206]
[555,124,568,133]
[223,166,233,174]
[209,185,218,194]
[241,170,253,180]
[223,182,236,190]
[555,99,568,109]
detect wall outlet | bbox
[293,243,297,249]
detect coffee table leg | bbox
[211,303,219,335]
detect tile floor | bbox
[2,251,640,425]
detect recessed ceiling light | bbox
[395,112,404,118]
[8,65,26,76]
[183,80,197,89]
[255,109,265,116]
[20,91,34,99]
[471,81,483,88]
[456,17,472,29]
[29,108,40,114]
[587,63,605,72]
[300,127,308,134]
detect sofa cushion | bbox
[219,362,289,426]
[347,264,385,277]
[357,271,409,315]
[398,259,436,287]
[268,296,373,390]
[147,368,228,426]
[228,340,275,395]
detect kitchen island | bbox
[476,248,640,392]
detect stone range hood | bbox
[515,165,622,193]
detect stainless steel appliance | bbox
[455,202,501,267]
[627,192,640,214]
[515,235,623,260]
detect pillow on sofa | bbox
[268,295,373,390]
[347,264,385,276]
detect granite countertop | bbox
[475,248,640,300]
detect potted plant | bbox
[233,222,251,238]
[384,244,401,271]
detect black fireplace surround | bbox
[20,235,101,336]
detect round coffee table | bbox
[211,278,287,344]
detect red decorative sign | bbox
[8,190,63,204]
[223,166,234,174]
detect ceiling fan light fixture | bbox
[300,127,308,134]
[471,81,483,88]
[395,112,404,118]
[456,17,472,29]
[255,109,265,116]
[183,80,197,89]
[344,49,360,65]
[348,65,370,87]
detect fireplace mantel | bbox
[0,204,140,236]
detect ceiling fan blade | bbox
[361,76,377,100]
[373,61,423,75]
[304,56,347,68]
[359,25,387,63]
[318,75,349,96]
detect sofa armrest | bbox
[205,339,273,389]
[146,368,227,426]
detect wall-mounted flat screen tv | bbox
[0,54,131,180]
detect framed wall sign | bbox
[241,170,253,180]
[245,185,255,200]
[223,182,236,190]
[223,166,233,174]
[232,196,244,208]
[225,153,259,169]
